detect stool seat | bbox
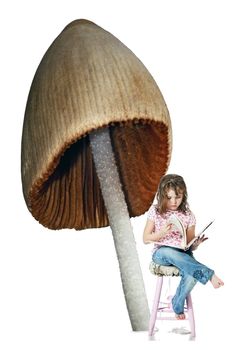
[149,261,180,276]
[148,262,196,338]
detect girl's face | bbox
[165,188,184,211]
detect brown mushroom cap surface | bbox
[21,19,172,230]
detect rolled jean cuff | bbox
[193,268,214,284]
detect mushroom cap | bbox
[21,19,172,230]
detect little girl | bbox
[143,174,224,320]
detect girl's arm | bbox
[186,225,196,244]
[187,225,208,250]
[143,219,172,244]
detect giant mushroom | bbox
[21,19,172,331]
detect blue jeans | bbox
[152,246,214,315]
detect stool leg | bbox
[186,293,196,338]
[148,276,163,337]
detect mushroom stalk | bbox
[89,127,150,331]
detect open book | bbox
[155,214,214,251]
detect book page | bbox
[167,214,186,249]
[167,214,185,235]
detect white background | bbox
[1,0,231,349]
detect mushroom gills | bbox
[28,120,169,230]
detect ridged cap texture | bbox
[21,19,172,229]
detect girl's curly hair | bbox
[156,174,189,214]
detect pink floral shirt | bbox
[147,204,196,252]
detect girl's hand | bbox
[159,223,172,239]
[191,234,208,250]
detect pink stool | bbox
[148,262,196,338]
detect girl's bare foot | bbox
[175,313,185,320]
[210,274,224,288]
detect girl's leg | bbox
[171,272,197,316]
[152,246,214,316]
[153,246,214,284]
